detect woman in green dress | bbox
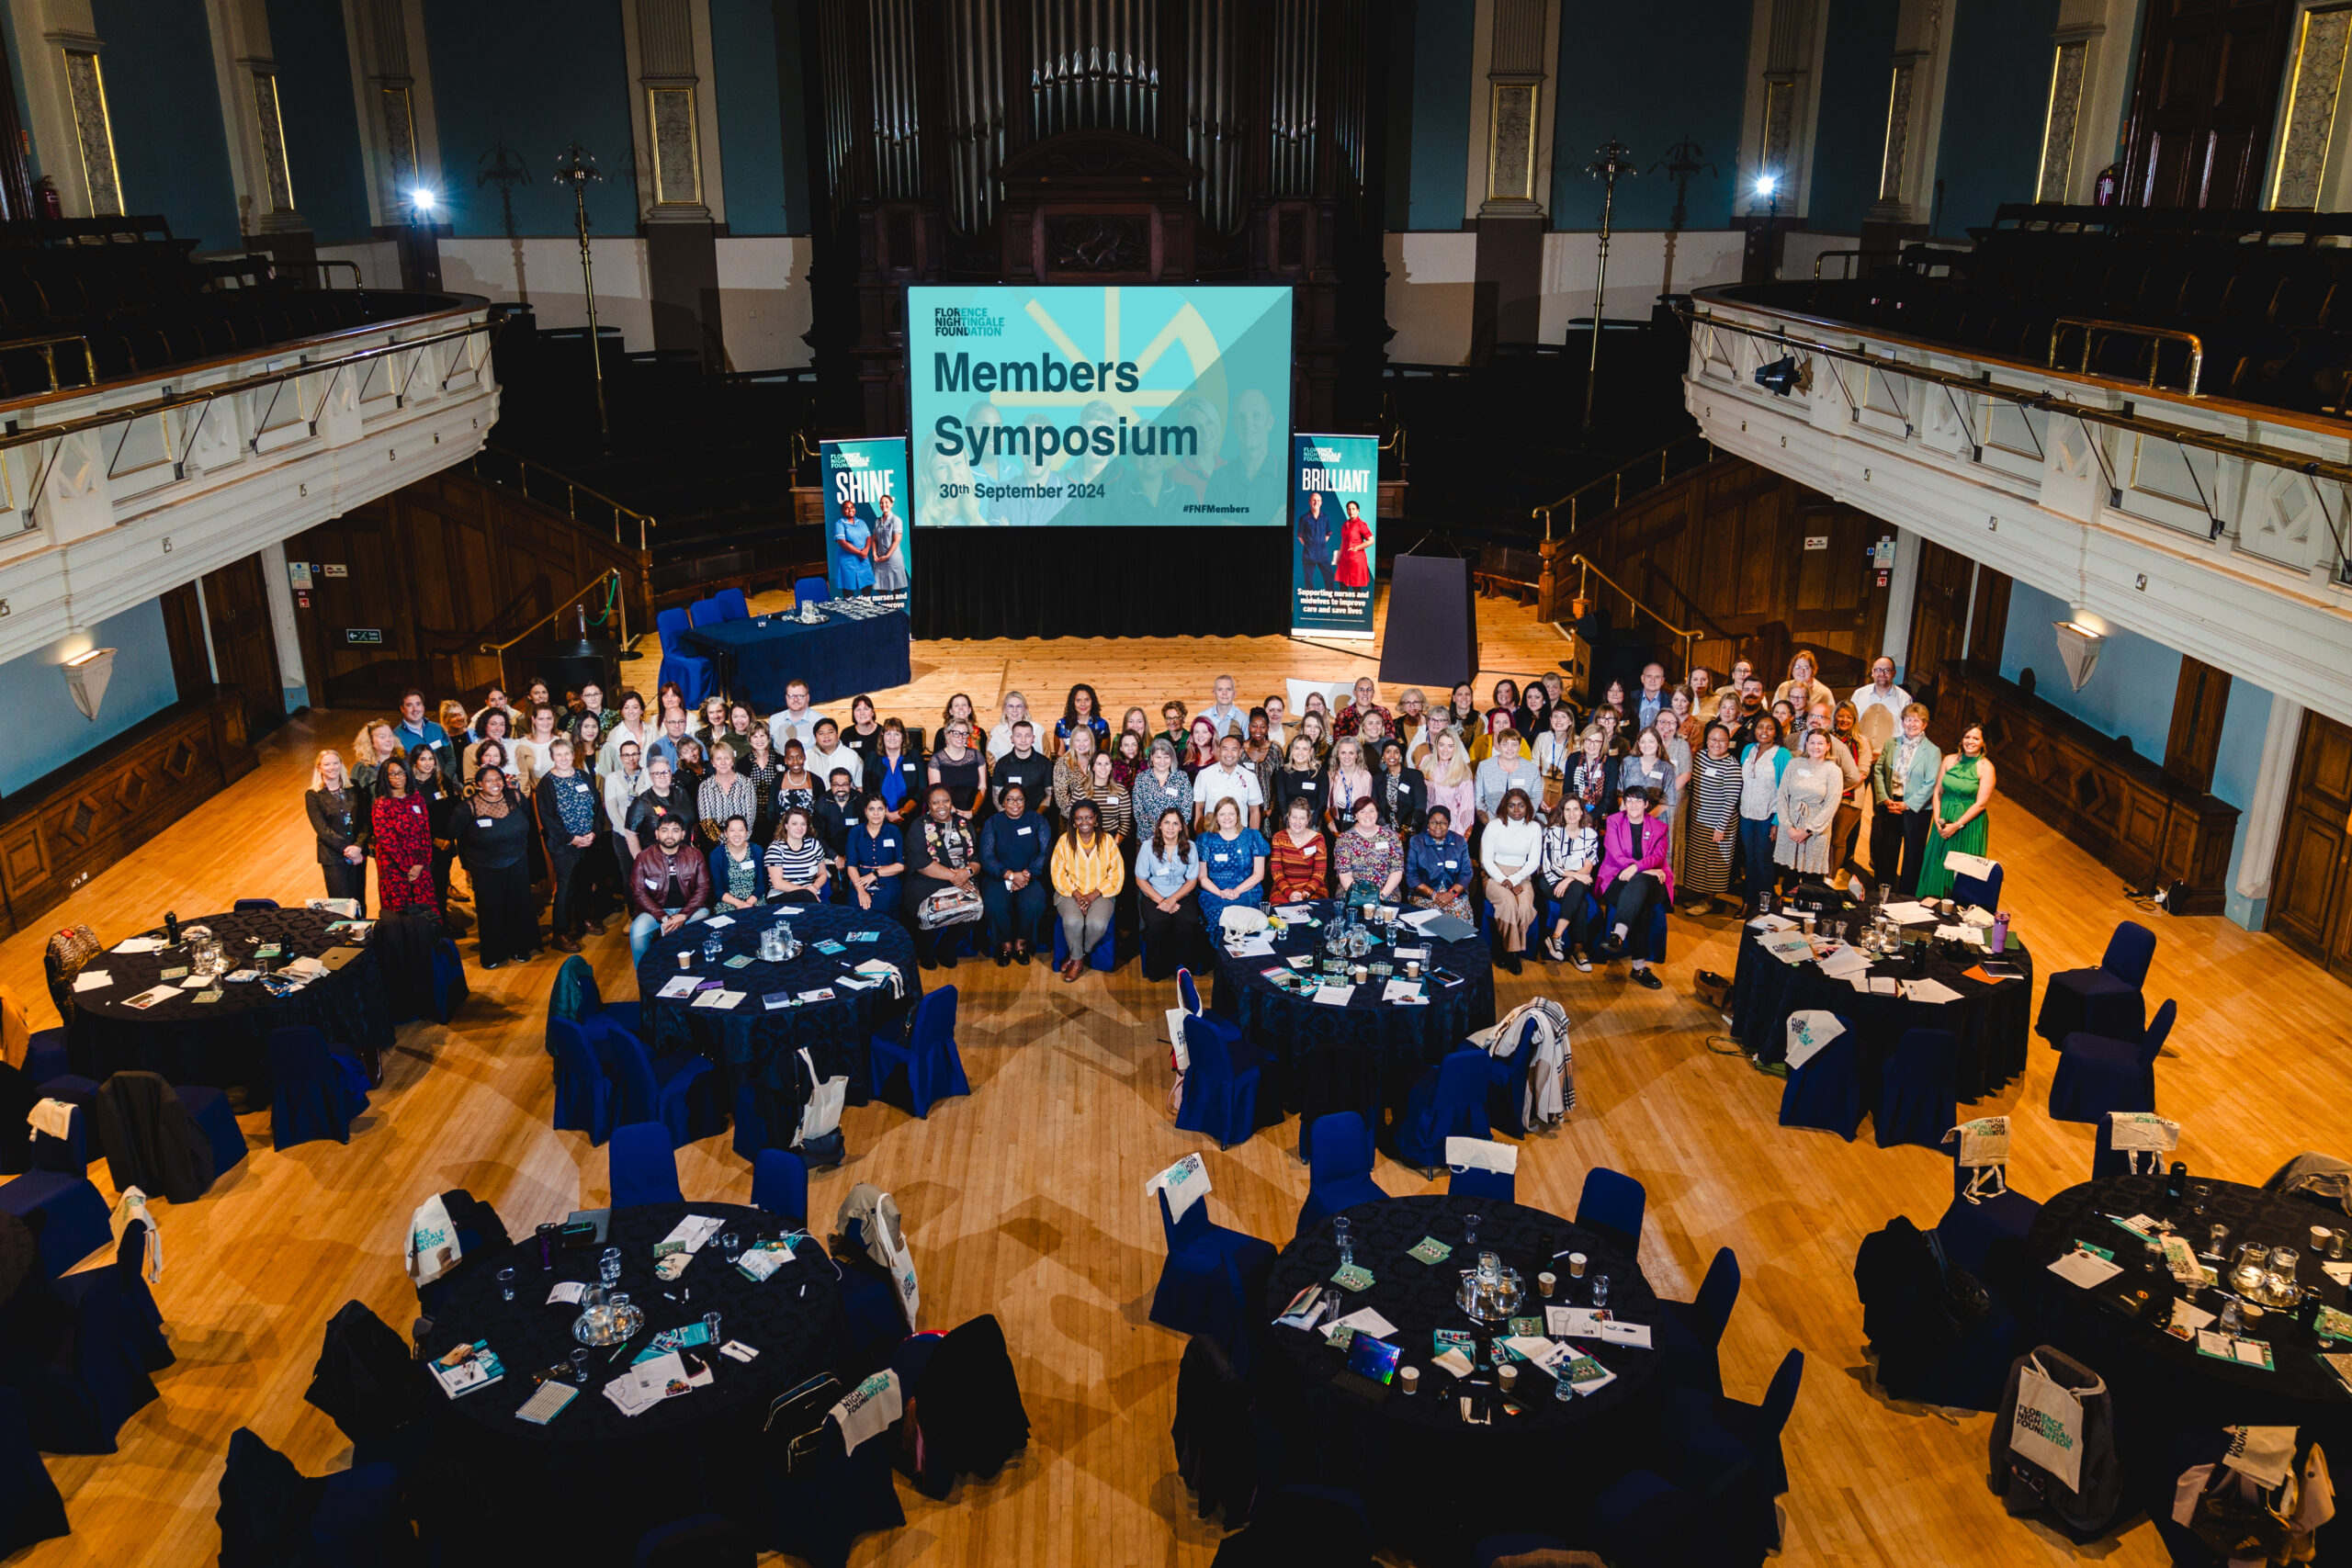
[1916,723,1996,899]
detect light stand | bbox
[553,142,610,446]
[1582,139,1636,430]
[1649,134,1716,299]
[1754,172,1781,283]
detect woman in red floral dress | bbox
[370,757,436,912]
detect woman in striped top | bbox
[697,739,758,848]
[1683,722,1741,913]
[1268,795,1329,904]
[763,807,830,903]
[1082,749,1132,840]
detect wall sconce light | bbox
[2052,619,2106,691]
[62,645,115,719]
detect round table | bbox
[418,1201,852,1562]
[1728,909,2032,1101]
[1259,1193,1661,1559]
[634,905,920,1129]
[2027,1175,2352,1439]
[1209,901,1495,1116]
[67,908,394,1092]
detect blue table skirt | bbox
[679,608,913,709]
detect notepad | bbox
[702,916,735,929]
[1546,1307,1609,1339]
[1328,1307,1397,1340]
[71,969,112,992]
[690,989,745,1010]
[2047,1248,2125,1290]
[1312,984,1356,1007]
[1227,936,1275,958]
[1900,977,1963,1004]
[515,1381,578,1425]
[1598,1320,1653,1348]
[657,974,699,998]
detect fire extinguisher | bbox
[33,175,60,220]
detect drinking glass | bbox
[571,1348,592,1384]
[497,1267,516,1302]
[1591,1273,1611,1309]
[1463,1213,1481,1250]
[1875,883,1891,910]
[2221,1299,2243,1335]
[703,1312,722,1347]
[2189,1182,2211,1218]
[1332,1216,1353,1269]
[599,1247,622,1289]
[722,1231,741,1261]
[2207,1224,2229,1260]
[2335,1230,2348,1262]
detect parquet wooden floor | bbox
[8,589,2348,1565]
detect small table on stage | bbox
[68,907,395,1092]
[635,906,920,1134]
[418,1201,851,1562]
[1207,900,1495,1116]
[679,606,912,710]
[1728,908,2033,1101]
[1260,1193,1663,1559]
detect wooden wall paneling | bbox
[158,582,210,703]
[201,554,287,741]
[2164,656,2233,792]
[1967,566,2011,669]
[2122,0,2296,209]
[2268,710,2352,973]
[1905,537,1976,718]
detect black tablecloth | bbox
[67,908,394,1092]
[1729,915,2032,1101]
[2027,1176,2352,1432]
[419,1201,851,1562]
[633,906,919,1125]
[678,607,912,710]
[1259,1193,1662,1558]
[1207,901,1495,1114]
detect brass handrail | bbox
[1811,248,1898,281]
[1570,552,1701,671]
[2048,317,2204,397]
[0,332,97,389]
[470,445,656,551]
[477,568,629,690]
[1532,432,1715,539]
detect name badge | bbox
[476,818,492,828]
[574,781,590,793]
[644,875,662,887]
[1442,859,1457,869]
[1016,826,1033,836]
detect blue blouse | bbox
[832,514,876,590]
[1405,830,1472,896]
[1199,828,1268,895]
[847,822,904,879]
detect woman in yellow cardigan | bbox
[1052,798,1126,981]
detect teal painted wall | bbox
[1550,0,1749,231]
[1933,0,2062,235]
[0,600,176,797]
[1999,582,2179,764]
[1807,0,1898,232]
[420,0,637,239]
[2213,679,2274,929]
[1407,0,1473,230]
[266,0,374,244]
[92,0,243,251]
[711,0,795,233]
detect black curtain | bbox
[910,527,1291,638]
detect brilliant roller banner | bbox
[821,437,912,613]
[1290,433,1378,639]
[905,284,1294,526]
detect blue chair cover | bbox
[1294,1112,1386,1237]
[266,1026,369,1150]
[1176,967,1204,1017]
[2090,1115,2171,1180]
[1875,1027,1957,1149]
[232,898,280,911]
[551,953,643,1055]
[656,606,716,708]
[2049,998,2176,1124]
[687,596,723,628]
[868,986,970,1119]
[1448,1164,1516,1203]
[1149,1190,1276,1372]
[605,1031,722,1145]
[0,1387,67,1555]
[1394,1049,1492,1170]
[548,1017,616,1145]
[1577,1167,1647,1256]
[793,576,831,607]
[1657,1247,1740,1397]
[633,1510,754,1568]
[55,1223,171,1373]
[731,1081,783,1161]
[1951,863,2002,910]
[1171,1012,1260,1150]
[836,1256,907,1369]
[17,1260,161,1452]
[1051,919,1117,972]
[712,588,751,622]
[1778,1025,1863,1140]
[1485,1018,1540,1137]
[752,1148,808,1224]
[1,1106,112,1276]
[2036,919,2154,1046]
[427,937,469,1023]
[21,1029,69,1087]
[1935,1152,2042,1280]
[175,1084,247,1184]
[763,1418,904,1568]
[1665,1347,1804,1502]
[611,1122,684,1207]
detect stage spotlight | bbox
[1754,355,1804,396]
[409,187,438,217]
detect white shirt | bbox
[604,767,650,830]
[1193,762,1263,821]
[805,743,865,788]
[986,719,1031,761]
[1480,818,1543,884]
[766,708,828,752]
[599,719,653,775]
[1201,703,1247,739]
[1849,682,1912,748]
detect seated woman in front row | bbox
[1596,784,1671,989]
[1404,805,1472,911]
[710,815,766,912]
[1539,795,1600,970]
[1195,797,1267,926]
[764,807,831,904]
[1135,807,1204,980]
[1268,795,1329,904]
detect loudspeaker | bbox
[1379,554,1477,690]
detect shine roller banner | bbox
[1290,433,1378,639]
[906,285,1293,526]
[821,437,912,613]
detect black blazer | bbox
[1374,767,1427,834]
[535,771,610,859]
[307,787,361,867]
[1272,767,1328,829]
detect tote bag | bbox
[2011,1353,2086,1493]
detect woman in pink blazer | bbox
[1596,785,1673,988]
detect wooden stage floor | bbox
[8,592,2348,1566]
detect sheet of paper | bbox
[1504,1337,1575,1377]
[547,1281,588,1305]
[657,974,698,998]
[1273,904,1315,921]
[1747,913,1796,931]
[111,937,166,954]
[1327,1307,1397,1340]
[2326,1262,2352,1288]
[1382,978,1427,1006]
[2170,1298,2217,1334]
[1815,944,1870,980]
[1312,984,1355,1007]
[701,915,735,929]
[178,974,213,989]
[1901,977,1963,1004]
[1598,1320,1654,1348]
[71,969,112,992]
[1397,908,1442,932]
[1545,1306,1607,1339]
[690,988,745,1010]
[1870,976,1901,995]
[1227,936,1275,958]
[659,1214,726,1255]
[1933,923,1986,946]
[1942,851,1996,881]
[797,988,836,1003]
[1849,975,1876,994]
[1878,900,1938,925]
[2048,1249,2125,1290]
[1430,1348,1474,1378]
[2235,1339,2270,1367]
[2196,1330,2234,1359]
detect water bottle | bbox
[2165,1160,2188,1205]
[1555,1367,1574,1402]
[702,931,723,966]
[1989,912,2009,953]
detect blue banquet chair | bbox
[1484,1016,1542,1138]
[1,1104,113,1276]
[2037,919,2155,1047]
[1577,1167,1648,1257]
[1875,1027,1957,1149]
[547,1018,617,1145]
[1934,1145,2041,1280]
[687,596,724,628]
[216,1428,409,1567]
[1447,1141,1517,1204]
[712,588,751,622]
[655,606,716,708]
[1149,1190,1276,1372]
[548,954,643,1055]
[2049,998,2177,1124]
[1661,1346,1804,1547]
[266,1026,370,1150]
[793,575,831,608]
[1172,1012,1260,1150]
[1293,1112,1386,1238]
[1657,1246,1741,1397]
[605,1031,723,1145]
[1394,1049,1491,1171]
[56,1222,171,1372]
[611,1122,684,1207]
[760,1411,905,1568]
[1778,1014,1863,1140]
[633,1512,754,1568]
[16,1241,164,1453]
[1950,862,2003,911]
[752,1148,808,1224]
[0,1388,67,1555]
[1051,918,1117,973]
[868,987,970,1119]
[232,898,280,912]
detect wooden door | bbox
[2122,0,2296,209]
[202,554,287,739]
[2269,710,2352,975]
[1905,537,1976,718]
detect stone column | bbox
[627,0,726,366]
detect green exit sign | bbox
[344,628,383,646]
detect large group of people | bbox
[300,650,1995,985]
